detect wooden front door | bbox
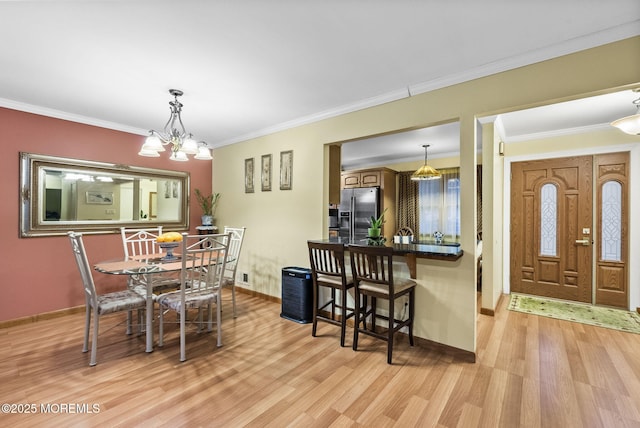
[511,155,593,303]
[510,153,629,308]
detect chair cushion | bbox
[358,277,417,295]
[157,291,218,312]
[97,290,146,315]
[316,273,353,287]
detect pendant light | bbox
[411,144,441,180]
[611,89,640,136]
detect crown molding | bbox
[215,88,411,147]
[504,123,613,144]
[0,97,148,137]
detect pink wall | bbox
[0,107,212,322]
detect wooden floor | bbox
[2,292,640,427]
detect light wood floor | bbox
[2,291,640,427]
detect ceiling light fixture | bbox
[611,89,640,136]
[411,144,441,181]
[138,89,212,161]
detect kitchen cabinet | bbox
[341,167,397,242]
[341,170,381,188]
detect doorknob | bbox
[575,239,590,246]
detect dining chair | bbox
[121,226,163,259]
[348,244,417,364]
[222,226,246,318]
[120,226,180,292]
[67,231,147,366]
[156,233,230,362]
[307,241,356,347]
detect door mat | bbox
[508,293,640,334]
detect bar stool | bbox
[307,241,355,347]
[348,244,416,364]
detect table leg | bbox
[144,275,154,352]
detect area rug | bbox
[508,293,640,334]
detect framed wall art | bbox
[261,154,272,191]
[280,150,293,190]
[86,191,113,205]
[244,158,254,193]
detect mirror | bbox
[20,152,190,237]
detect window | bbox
[601,180,622,262]
[540,183,558,256]
[418,167,460,242]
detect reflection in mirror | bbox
[21,153,190,237]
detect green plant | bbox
[194,189,221,216]
[369,208,388,229]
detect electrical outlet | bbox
[242,273,249,282]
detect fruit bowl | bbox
[159,242,180,261]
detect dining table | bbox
[94,251,233,353]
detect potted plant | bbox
[194,189,221,226]
[367,208,387,238]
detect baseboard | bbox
[0,305,85,329]
[236,285,281,304]
[479,293,504,317]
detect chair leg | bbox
[311,283,319,338]
[126,310,133,335]
[158,306,164,347]
[339,289,347,347]
[137,309,143,336]
[387,298,394,365]
[180,306,186,362]
[216,292,222,347]
[90,308,99,366]
[83,305,90,353]
[409,289,415,346]
[231,284,237,318]
[353,291,361,351]
[371,297,377,333]
[207,303,213,332]
[330,288,336,320]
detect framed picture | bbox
[149,192,157,218]
[86,191,113,205]
[244,158,254,193]
[280,150,293,190]
[261,154,272,192]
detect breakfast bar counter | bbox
[314,238,464,279]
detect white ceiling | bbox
[0,1,638,166]
[341,90,640,169]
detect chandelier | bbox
[611,89,640,136]
[411,144,441,180]
[138,89,212,161]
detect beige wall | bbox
[212,37,640,354]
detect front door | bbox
[510,153,629,308]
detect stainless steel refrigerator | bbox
[339,187,379,242]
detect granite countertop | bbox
[317,237,463,260]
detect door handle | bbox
[575,239,590,246]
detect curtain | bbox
[397,171,418,236]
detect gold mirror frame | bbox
[20,152,190,237]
